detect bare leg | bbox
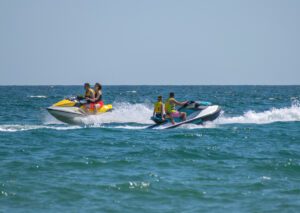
[83,105,89,113]
[167,113,175,124]
[94,104,100,114]
[181,112,187,121]
[170,116,175,124]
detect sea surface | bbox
[0,85,300,212]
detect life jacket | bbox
[154,101,163,114]
[165,98,176,113]
[85,88,95,99]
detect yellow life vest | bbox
[165,98,176,113]
[85,88,95,98]
[154,101,163,114]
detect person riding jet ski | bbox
[83,83,96,113]
[165,92,188,124]
[47,82,112,124]
[86,83,104,114]
[153,96,165,121]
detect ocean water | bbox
[0,85,300,212]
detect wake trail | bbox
[183,101,300,129]
[216,101,300,125]
[3,102,299,132]
[78,102,153,125]
[0,124,82,132]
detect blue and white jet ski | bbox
[148,101,221,129]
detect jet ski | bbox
[148,101,221,129]
[47,96,113,124]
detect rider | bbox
[153,96,165,121]
[165,92,187,124]
[83,83,95,113]
[88,83,104,114]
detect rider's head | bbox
[84,83,90,90]
[157,96,162,101]
[169,92,175,98]
[94,83,102,91]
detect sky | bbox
[0,0,299,85]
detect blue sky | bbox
[0,0,299,85]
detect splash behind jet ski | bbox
[47,96,113,124]
[148,101,221,129]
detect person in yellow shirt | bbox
[83,83,95,113]
[153,96,165,121]
[165,92,187,124]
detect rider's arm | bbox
[172,99,187,106]
[90,92,100,102]
[161,103,165,120]
[86,91,95,101]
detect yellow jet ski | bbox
[47,96,113,124]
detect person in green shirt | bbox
[165,92,187,124]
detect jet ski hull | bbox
[47,106,86,124]
[164,105,221,129]
[148,103,221,129]
[47,97,113,125]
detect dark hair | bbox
[158,96,162,99]
[170,92,175,97]
[84,83,90,88]
[95,83,102,90]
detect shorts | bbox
[170,111,181,118]
[95,101,104,109]
[155,113,163,118]
[88,101,103,110]
[87,102,95,110]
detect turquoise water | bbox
[1,86,300,212]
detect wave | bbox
[78,101,300,129]
[126,90,137,93]
[14,101,300,132]
[107,101,300,127]
[216,101,300,125]
[29,95,47,98]
[78,102,153,125]
[181,101,300,129]
[112,125,147,130]
[0,123,146,132]
[179,123,218,129]
[0,124,81,132]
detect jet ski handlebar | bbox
[65,96,87,105]
[183,101,195,107]
[178,100,212,111]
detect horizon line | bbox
[0,84,299,86]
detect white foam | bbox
[178,122,217,129]
[166,101,300,129]
[216,101,300,125]
[79,102,153,125]
[41,101,300,130]
[29,95,47,98]
[112,125,147,130]
[0,124,81,132]
[129,181,150,189]
[126,90,137,93]
[261,176,271,180]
